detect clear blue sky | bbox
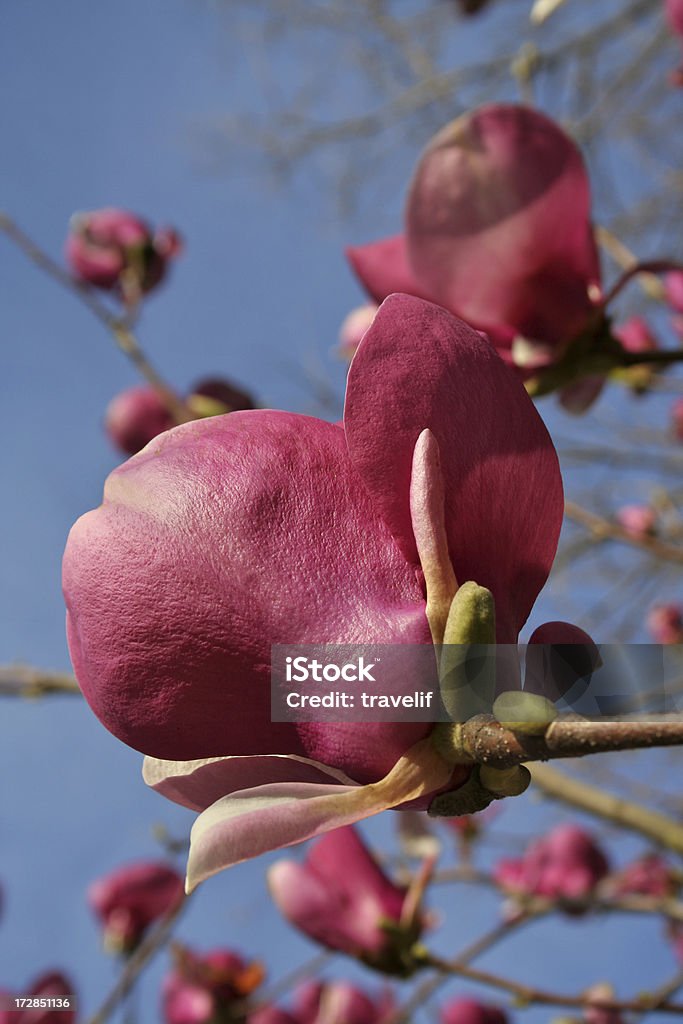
[0,0,680,1017]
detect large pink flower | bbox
[268,825,422,973]
[64,294,577,885]
[347,105,610,406]
[349,105,599,349]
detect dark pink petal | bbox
[345,294,564,641]
[346,236,430,305]
[64,411,430,778]
[405,104,599,347]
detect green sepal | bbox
[439,582,496,722]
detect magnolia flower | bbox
[64,294,586,888]
[0,974,75,1024]
[609,854,677,898]
[162,945,264,1024]
[251,982,394,1024]
[65,208,181,296]
[268,825,422,973]
[493,824,609,906]
[347,104,610,409]
[615,505,656,540]
[440,998,508,1024]
[647,604,683,644]
[105,378,255,456]
[88,861,184,954]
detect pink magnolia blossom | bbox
[251,982,394,1024]
[440,998,508,1024]
[338,304,379,359]
[0,973,76,1024]
[268,825,421,973]
[65,208,181,296]
[647,604,683,644]
[64,294,586,885]
[665,0,683,84]
[493,824,609,905]
[347,105,604,406]
[162,946,264,1024]
[610,854,677,898]
[615,505,656,540]
[88,861,184,954]
[105,378,255,456]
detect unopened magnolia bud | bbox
[439,583,496,722]
[492,691,557,734]
[479,764,531,797]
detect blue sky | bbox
[1,0,682,1017]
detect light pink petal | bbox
[405,104,600,347]
[64,411,431,781]
[187,782,378,890]
[346,236,431,304]
[186,739,452,888]
[143,754,361,812]
[345,294,564,641]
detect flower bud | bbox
[493,824,609,910]
[65,208,181,296]
[105,387,174,456]
[647,604,683,644]
[88,861,183,955]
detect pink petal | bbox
[64,411,431,780]
[186,739,452,888]
[143,754,361,812]
[346,236,430,304]
[345,294,564,641]
[405,104,600,347]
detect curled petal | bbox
[186,738,452,889]
[143,754,361,812]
